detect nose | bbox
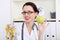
[25,13,28,15]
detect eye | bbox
[28,11,34,13]
[22,12,27,14]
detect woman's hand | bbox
[38,22,47,34]
[8,24,14,29]
[38,22,48,40]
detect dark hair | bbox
[22,2,39,13]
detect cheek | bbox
[30,14,36,19]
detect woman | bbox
[9,2,47,40]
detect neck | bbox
[25,21,34,35]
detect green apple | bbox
[36,16,44,24]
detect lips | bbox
[24,16,30,20]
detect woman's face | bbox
[22,5,38,23]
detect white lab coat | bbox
[14,22,38,40]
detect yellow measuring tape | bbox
[5,24,15,40]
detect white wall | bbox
[56,0,60,20]
[56,0,60,40]
[0,0,11,40]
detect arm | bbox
[38,31,43,40]
[38,22,47,40]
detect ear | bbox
[35,12,39,16]
[35,12,39,19]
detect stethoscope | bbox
[21,22,38,40]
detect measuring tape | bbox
[5,24,15,40]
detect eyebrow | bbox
[23,10,34,12]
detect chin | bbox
[25,20,31,23]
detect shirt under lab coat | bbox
[14,22,38,40]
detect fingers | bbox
[6,24,14,29]
[38,22,47,32]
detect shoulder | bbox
[14,22,24,32]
